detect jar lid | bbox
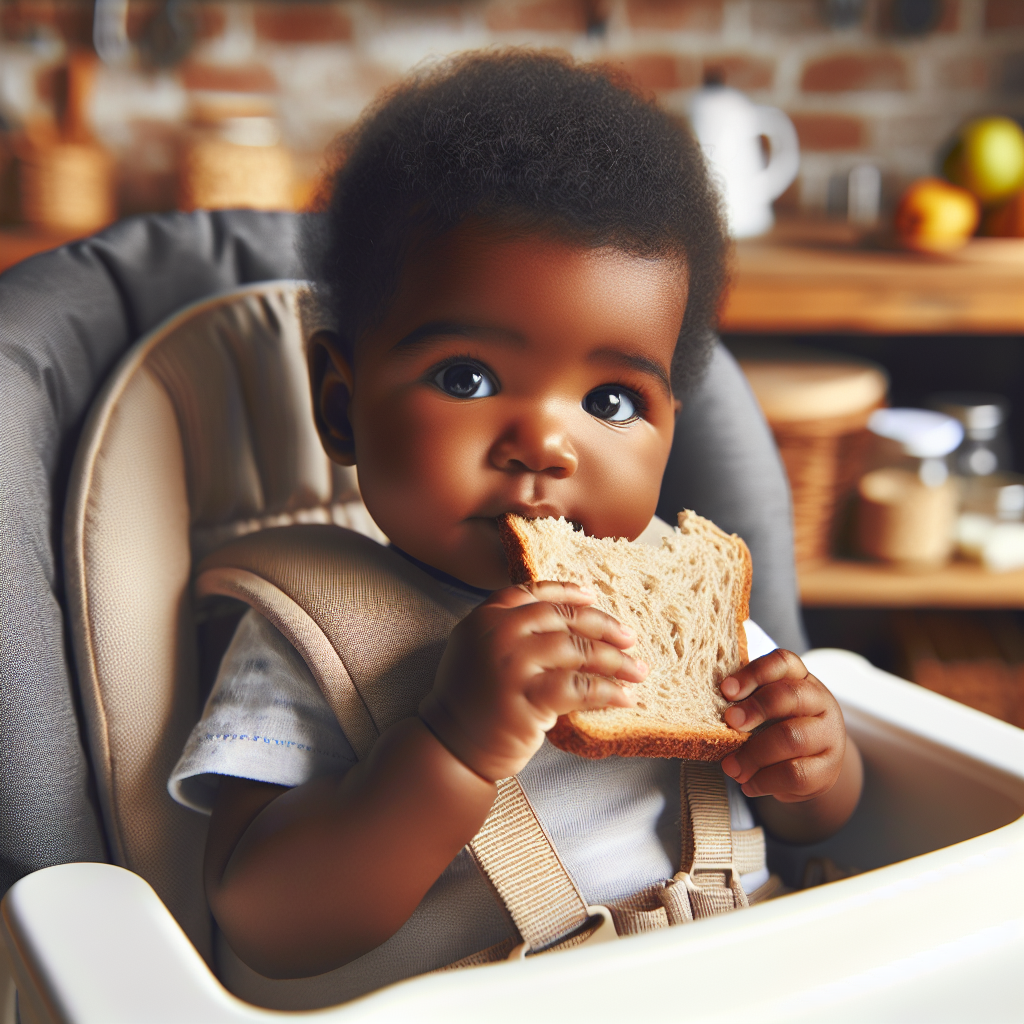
[868,408,964,458]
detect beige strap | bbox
[667,761,749,922]
[732,826,766,877]
[195,566,379,758]
[468,777,594,953]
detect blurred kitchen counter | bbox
[721,219,1024,335]
[800,559,1024,609]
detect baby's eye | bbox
[583,387,639,423]
[433,362,496,399]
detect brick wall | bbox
[1,0,1023,218]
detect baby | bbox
[170,50,863,1009]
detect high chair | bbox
[0,211,1021,1024]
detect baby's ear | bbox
[308,329,356,466]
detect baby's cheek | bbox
[580,440,666,539]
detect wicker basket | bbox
[19,141,115,233]
[179,128,294,213]
[741,359,888,564]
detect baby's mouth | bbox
[489,512,585,533]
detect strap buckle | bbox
[678,862,739,889]
[506,904,617,960]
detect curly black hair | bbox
[304,49,728,394]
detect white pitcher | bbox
[689,85,800,238]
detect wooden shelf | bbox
[721,220,1024,335]
[0,227,84,274]
[799,559,1024,609]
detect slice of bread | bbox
[499,510,752,761]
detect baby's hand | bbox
[419,581,647,781]
[719,650,846,804]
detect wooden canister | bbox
[857,468,958,566]
[741,358,888,563]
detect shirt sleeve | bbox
[169,609,358,814]
[743,619,778,661]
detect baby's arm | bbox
[204,582,645,979]
[719,650,864,845]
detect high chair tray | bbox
[3,649,1023,1024]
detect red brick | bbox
[789,112,865,150]
[127,2,160,39]
[1,0,92,46]
[875,0,958,33]
[180,62,278,93]
[750,0,822,33]
[599,54,700,91]
[773,176,800,214]
[936,0,960,31]
[255,3,353,43]
[625,0,722,31]
[372,1,465,29]
[801,52,908,91]
[937,54,990,89]
[702,55,775,90]
[486,0,588,31]
[986,0,1024,30]
[123,2,225,43]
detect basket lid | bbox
[740,359,888,424]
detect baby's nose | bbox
[490,410,578,477]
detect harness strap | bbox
[468,776,595,953]
[667,760,749,922]
[196,565,379,758]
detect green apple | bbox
[943,116,1024,205]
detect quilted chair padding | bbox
[0,211,304,909]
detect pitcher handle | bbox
[755,105,800,202]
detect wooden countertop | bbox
[721,220,1024,335]
[799,559,1024,608]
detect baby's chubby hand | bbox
[419,581,647,782]
[719,650,847,805]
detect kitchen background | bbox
[0,0,1022,220]
[2,0,1023,726]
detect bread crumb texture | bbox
[500,511,752,761]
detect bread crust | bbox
[500,511,751,763]
[498,514,540,585]
[546,715,748,760]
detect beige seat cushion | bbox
[63,282,382,961]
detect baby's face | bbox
[320,223,687,589]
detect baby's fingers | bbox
[530,669,636,718]
[719,649,809,702]
[531,632,649,684]
[722,669,827,733]
[490,580,596,610]
[721,715,831,788]
[726,753,835,803]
